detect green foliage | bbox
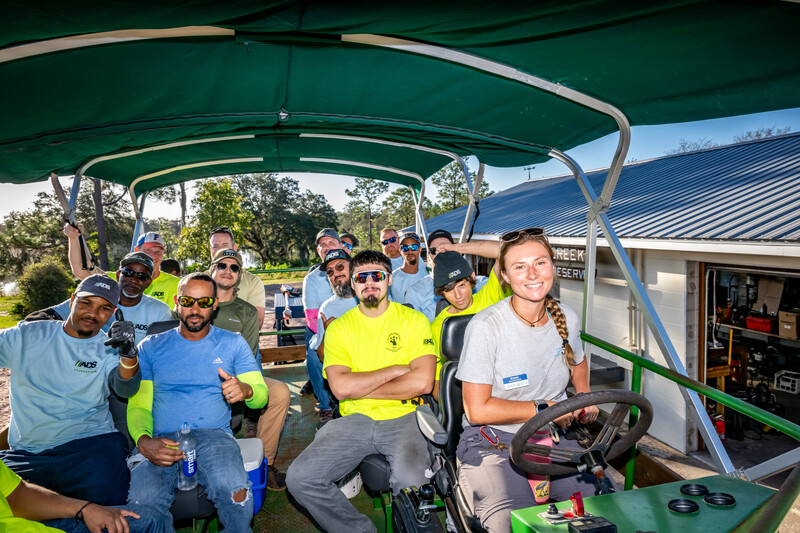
[233,173,337,265]
[0,296,24,327]
[344,177,390,247]
[379,187,438,231]
[15,257,75,316]
[430,162,494,212]
[176,178,253,265]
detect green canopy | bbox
[2,1,799,193]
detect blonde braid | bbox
[545,294,575,370]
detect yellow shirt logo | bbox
[386,333,402,351]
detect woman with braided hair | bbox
[455,227,606,532]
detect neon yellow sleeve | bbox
[127,380,154,444]
[238,370,268,409]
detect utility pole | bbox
[524,165,535,180]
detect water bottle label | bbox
[182,449,197,477]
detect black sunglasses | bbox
[177,296,216,308]
[209,226,235,238]
[120,268,151,281]
[215,262,240,273]
[380,236,397,245]
[500,227,546,242]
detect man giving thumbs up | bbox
[126,272,268,533]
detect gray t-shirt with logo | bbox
[455,298,583,434]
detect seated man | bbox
[311,249,358,366]
[287,250,436,533]
[0,460,165,532]
[0,275,141,505]
[126,272,268,532]
[208,248,291,491]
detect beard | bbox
[406,255,417,266]
[121,287,140,299]
[180,312,213,333]
[362,293,385,309]
[332,282,354,299]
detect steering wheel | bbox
[509,390,653,476]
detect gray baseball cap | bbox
[120,252,154,274]
[315,228,341,245]
[74,274,120,305]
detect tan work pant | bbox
[258,376,291,465]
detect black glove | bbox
[105,320,137,358]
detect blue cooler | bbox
[236,438,267,514]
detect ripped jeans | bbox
[127,428,252,533]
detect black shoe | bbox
[266,464,287,491]
[300,380,314,395]
[316,409,334,431]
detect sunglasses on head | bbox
[341,242,354,251]
[400,243,420,252]
[352,270,388,284]
[177,296,216,308]
[380,236,397,245]
[326,262,347,277]
[209,226,234,238]
[215,262,240,273]
[120,268,151,281]
[500,227,546,242]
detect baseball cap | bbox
[135,232,166,248]
[119,252,154,274]
[433,251,474,289]
[316,228,341,246]
[74,274,120,305]
[340,232,359,247]
[400,231,421,244]
[210,248,243,267]
[321,249,351,270]
[427,229,454,244]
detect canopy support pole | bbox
[549,148,735,474]
[409,185,429,245]
[51,172,95,271]
[131,192,148,252]
[458,163,484,244]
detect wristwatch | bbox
[534,399,548,413]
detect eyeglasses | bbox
[342,242,354,251]
[400,244,420,252]
[352,270,388,284]
[326,262,347,277]
[428,247,438,256]
[120,268,151,281]
[209,226,235,238]
[380,236,397,246]
[177,296,216,308]
[500,227,546,242]
[215,262,240,273]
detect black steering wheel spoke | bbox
[509,391,654,476]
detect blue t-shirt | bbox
[389,266,429,301]
[0,321,119,453]
[311,295,359,350]
[389,255,404,272]
[301,265,333,312]
[51,295,171,345]
[137,326,261,436]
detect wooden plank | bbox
[259,345,306,364]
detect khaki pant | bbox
[257,376,291,465]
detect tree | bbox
[344,178,389,247]
[380,187,437,231]
[665,137,718,154]
[176,178,252,266]
[431,162,494,212]
[733,126,791,143]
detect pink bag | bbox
[522,429,552,504]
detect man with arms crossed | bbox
[287,250,436,533]
[0,275,141,505]
[209,248,290,490]
[65,224,180,308]
[126,273,268,532]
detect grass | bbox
[254,272,306,286]
[0,296,22,329]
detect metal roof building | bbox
[426,132,800,245]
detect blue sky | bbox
[2,107,799,220]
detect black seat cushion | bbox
[145,320,179,336]
[359,454,392,493]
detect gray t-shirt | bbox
[456,299,584,434]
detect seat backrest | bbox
[438,314,474,457]
[146,320,179,336]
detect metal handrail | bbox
[248,267,309,274]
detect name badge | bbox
[503,373,529,390]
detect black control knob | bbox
[418,483,435,503]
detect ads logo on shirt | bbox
[74,360,99,374]
[386,333,402,352]
[151,291,165,297]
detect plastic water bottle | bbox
[177,422,197,491]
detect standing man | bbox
[49,252,172,344]
[287,250,436,533]
[0,275,141,505]
[127,273,268,532]
[388,232,428,301]
[209,249,290,490]
[209,226,266,327]
[301,228,342,424]
[65,224,180,308]
[379,228,404,271]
